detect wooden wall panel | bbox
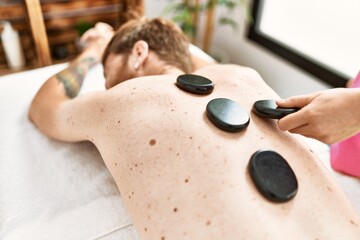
[26,0,52,66]
[0,0,143,74]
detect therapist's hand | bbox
[277,88,360,144]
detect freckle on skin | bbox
[161,237,165,240]
[184,179,189,183]
[114,162,118,166]
[150,139,157,145]
[173,207,178,212]
[350,220,357,226]
[206,220,211,226]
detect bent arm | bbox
[29,23,114,142]
[29,48,99,142]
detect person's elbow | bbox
[28,95,44,126]
[28,98,37,124]
[28,97,60,139]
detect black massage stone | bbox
[206,98,250,132]
[252,99,299,119]
[248,150,298,202]
[176,74,214,95]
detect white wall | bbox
[144,0,169,18]
[144,0,332,98]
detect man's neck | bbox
[159,65,185,76]
[146,52,185,76]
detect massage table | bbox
[1,57,360,239]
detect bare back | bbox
[90,64,360,239]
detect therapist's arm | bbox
[277,88,360,144]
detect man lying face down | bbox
[29,17,360,239]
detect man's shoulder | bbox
[193,64,262,81]
[194,63,257,74]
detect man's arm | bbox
[29,49,100,141]
[29,23,114,142]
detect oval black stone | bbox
[206,98,250,132]
[248,150,298,202]
[176,74,214,95]
[252,99,299,119]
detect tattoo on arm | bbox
[56,57,97,98]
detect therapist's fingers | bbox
[276,92,320,108]
[278,109,309,132]
[287,123,334,143]
[286,124,316,139]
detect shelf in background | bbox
[0,0,143,76]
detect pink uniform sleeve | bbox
[330,71,360,178]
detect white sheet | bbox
[1,62,359,239]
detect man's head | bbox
[102,17,192,89]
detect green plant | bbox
[163,0,248,52]
[75,20,93,37]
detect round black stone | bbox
[248,150,298,202]
[176,74,214,95]
[206,98,250,132]
[252,99,300,119]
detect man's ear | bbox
[130,40,149,70]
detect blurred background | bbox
[0,0,358,97]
